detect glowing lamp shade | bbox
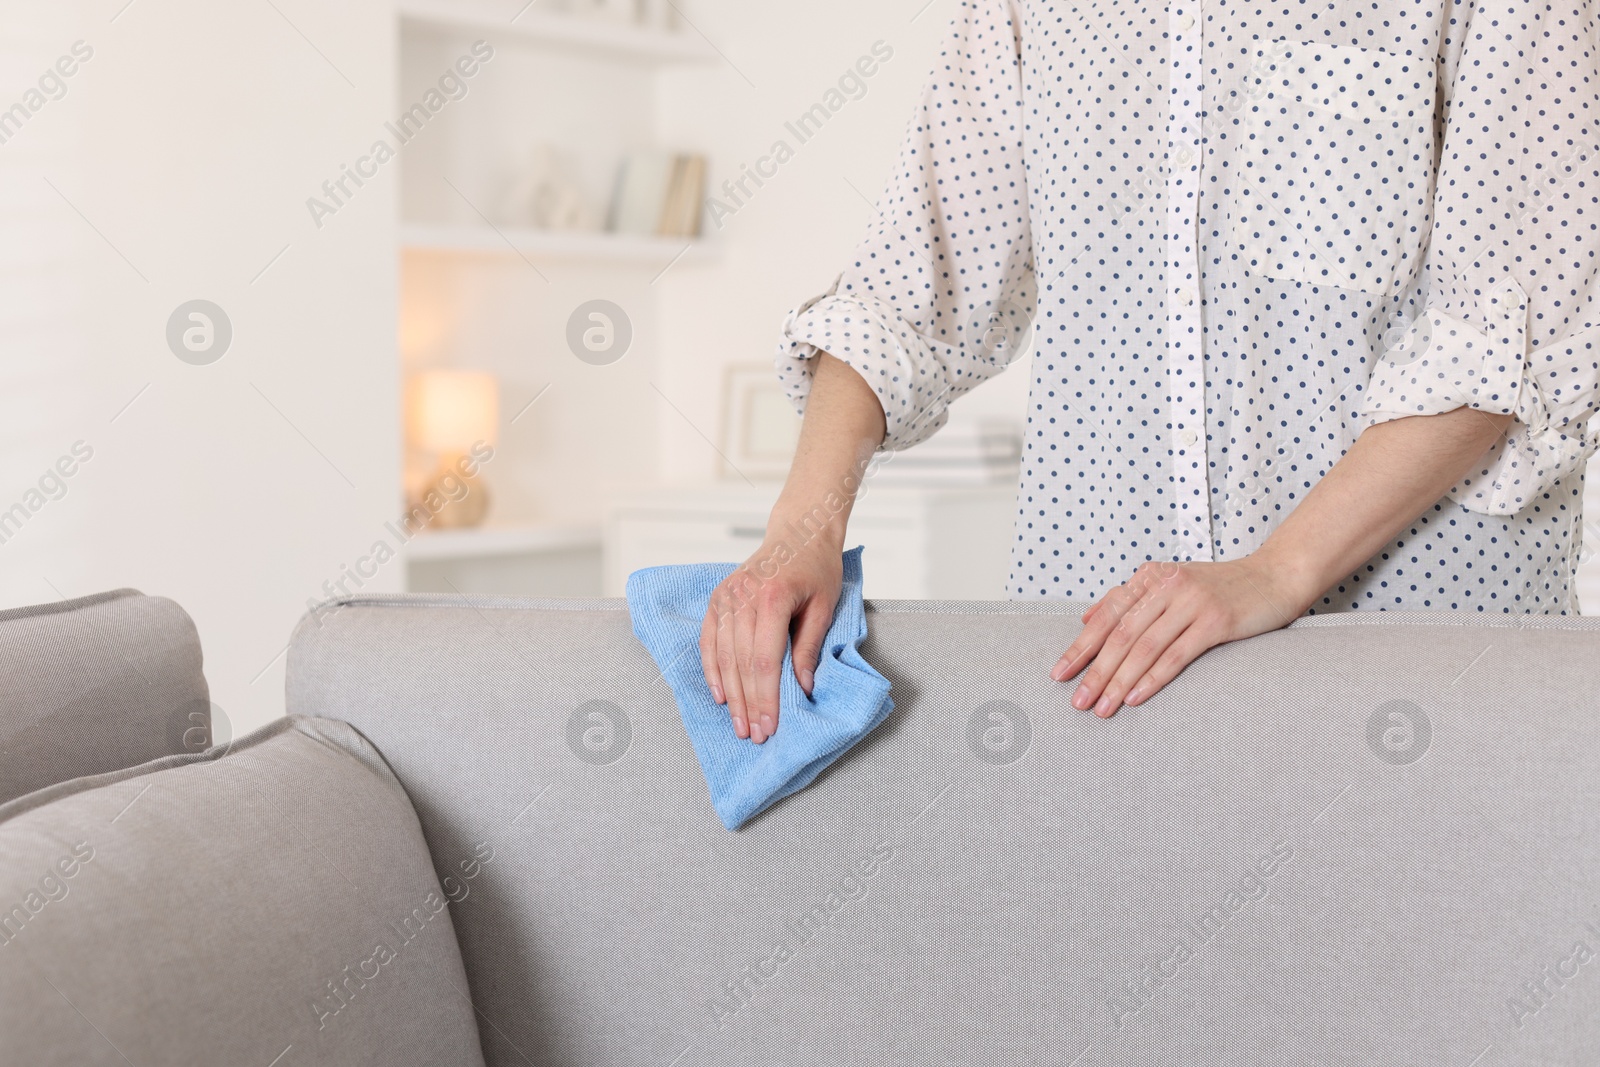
[407,369,499,454]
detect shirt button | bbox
[1178,428,1199,448]
[1175,11,1195,32]
[1177,285,1198,307]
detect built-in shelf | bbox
[398,0,718,65]
[404,520,602,563]
[400,223,714,267]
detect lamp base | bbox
[411,454,490,530]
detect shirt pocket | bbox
[1227,40,1436,298]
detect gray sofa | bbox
[5,588,1600,1065]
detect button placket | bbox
[1165,2,1212,561]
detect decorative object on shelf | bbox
[719,364,801,481]
[498,142,596,231]
[405,369,500,528]
[865,415,1023,487]
[608,149,706,238]
[396,0,714,63]
[635,0,678,31]
[502,0,677,31]
[568,0,634,24]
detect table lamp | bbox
[406,369,499,529]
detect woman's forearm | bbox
[1257,406,1518,614]
[767,352,887,550]
[1056,404,1520,718]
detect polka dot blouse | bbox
[775,0,1600,613]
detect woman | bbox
[701,0,1600,741]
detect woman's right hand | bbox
[700,349,886,744]
[699,527,844,744]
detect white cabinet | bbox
[406,522,603,597]
[603,483,1018,599]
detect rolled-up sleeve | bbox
[775,0,1036,453]
[1352,0,1600,515]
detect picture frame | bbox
[719,364,801,481]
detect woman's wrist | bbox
[768,445,875,558]
[768,485,853,556]
[1247,535,1329,618]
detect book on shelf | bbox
[608,150,706,239]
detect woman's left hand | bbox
[1051,556,1310,717]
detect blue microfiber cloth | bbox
[625,544,893,830]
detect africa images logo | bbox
[567,701,631,766]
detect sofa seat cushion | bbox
[0,715,486,1067]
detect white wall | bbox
[0,0,400,737]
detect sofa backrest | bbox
[0,589,210,805]
[287,594,1600,1066]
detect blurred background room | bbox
[2,0,1596,738]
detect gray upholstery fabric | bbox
[288,594,1600,1067]
[0,715,486,1067]
[0,589,210,805]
